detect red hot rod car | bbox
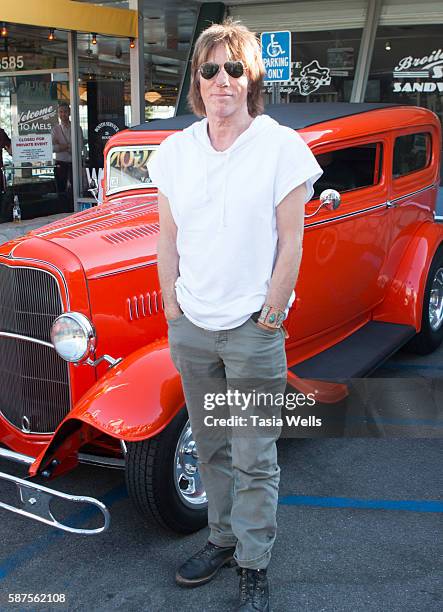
[0,103,442,534]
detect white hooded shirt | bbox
[149,114,323,331]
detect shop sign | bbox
[87,80,125,173]
[393,49,443,93]
[16,78,58,135]
[264,60,331,96]
[9,76,57,164]
[18,105,58,134]
[261,31,291,82]
[12,134,53,163]
[86,122,122,200]
[0,55,24,71]
[94,121,121,148]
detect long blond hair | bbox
[187,18,265,118]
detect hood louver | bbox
[102,223,160,245]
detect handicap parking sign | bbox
[261,31,291,82]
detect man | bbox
[0,126,11,194]
[51,103,80,198]
[150,19,322,611]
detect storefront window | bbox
[0,24,68,72]
[0,25,70,222]
[263,29,363,103]
[365,25,443,138]
[76,33,132,202]
[143,7,197,119]
[144,54,181,120]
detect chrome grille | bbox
[0,265,62,342]
[0,264,70,433]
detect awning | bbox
[0,0,138,38]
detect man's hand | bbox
[165,306,183,321]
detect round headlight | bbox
[51,312,96,363]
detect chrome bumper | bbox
[0,447,110,535]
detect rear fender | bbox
[373,221,443,328]
[29,340,184,477]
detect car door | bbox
[386,126,439,278]
[285,135,391,345]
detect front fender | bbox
[373,221,443,328]
[30,339,184,477]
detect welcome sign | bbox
[12,75,57,163]
[16,76,58,135]
[18,105,57,134]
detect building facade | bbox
[0,0,442,222]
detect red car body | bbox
[1,103,442,534]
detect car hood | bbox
[28,196,159,278]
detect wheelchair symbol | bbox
[266,34,284,58]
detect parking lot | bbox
[0,343,442,612]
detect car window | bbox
[106,146,158,195]
[313,143,382,199]
[393,132,431,179]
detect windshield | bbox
[106,146,158,195]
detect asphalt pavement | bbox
[0,341,442,612]
[0,438,441,611]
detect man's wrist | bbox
[164,305,183,320]
[257,305,285,329]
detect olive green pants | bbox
[168,314,287,569]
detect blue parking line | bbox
[279,494,443,512]
[322,413,442,426]
[341,416,442,426]
[1,485,441,583]
[0,484,128,581]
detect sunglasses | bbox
[198,61,245,80]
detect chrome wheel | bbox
[429,267,443,331]
[174,420,207,509]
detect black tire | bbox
[125,407,208,534]
[403,245,443,355]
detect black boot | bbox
[176,541,236,588]
[237,567,270,611]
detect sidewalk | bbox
[0,213,71,246]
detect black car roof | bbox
[131,103,398,132]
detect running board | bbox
[290,321,416,381]
[0,470,110,535]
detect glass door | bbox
[0,71,71,222]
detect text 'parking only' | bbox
[261,31,291,82]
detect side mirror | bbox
[320,189,341,211]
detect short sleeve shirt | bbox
[149,114,323,330]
